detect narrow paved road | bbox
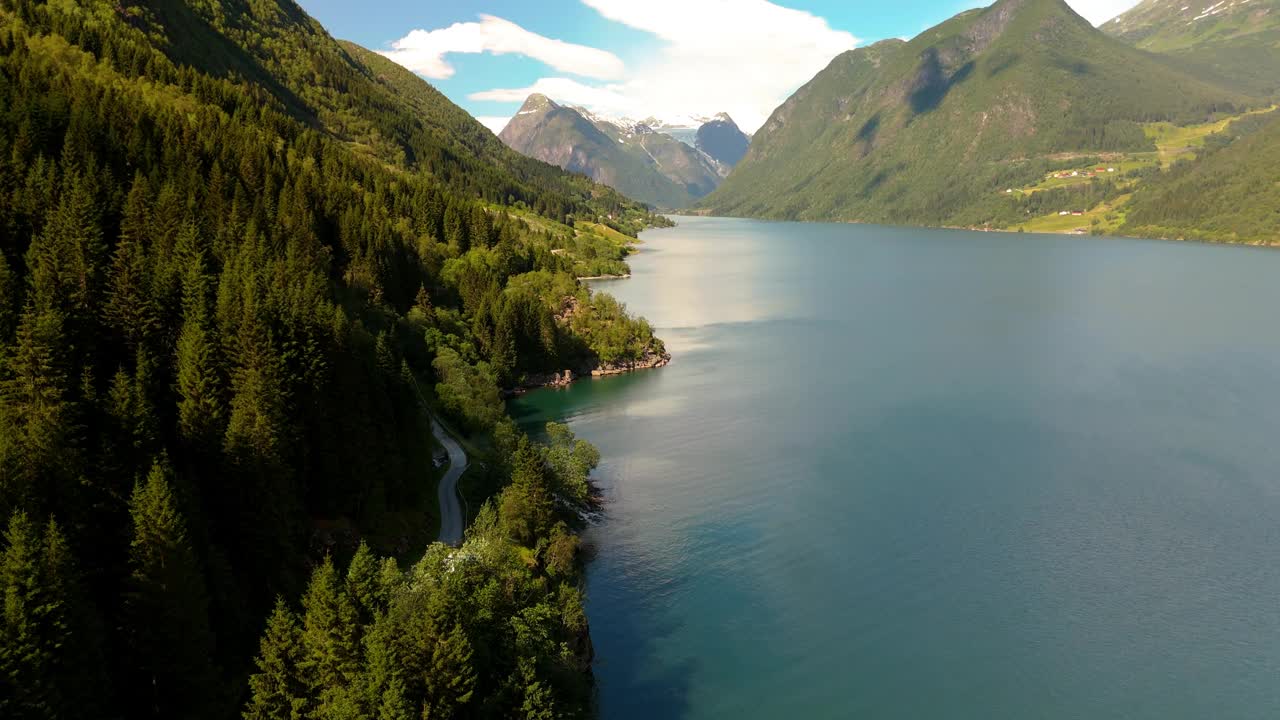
[432,418,467,545]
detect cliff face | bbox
[499,95,697,209]
[695,113,751,167]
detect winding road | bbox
[431,418,467,545]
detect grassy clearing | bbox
[1010,106,1275,234]
[1019,193,1131,234]
[1146,105,1277,162]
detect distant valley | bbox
[498,95,751,209]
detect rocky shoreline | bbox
[505,349,671,396]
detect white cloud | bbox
[442,0,1140,136]
[379,14,625,80]
[469,0,857,133]
[475,116,511,134]
[1067,0,1144,25]
[472,78,633,113]
[582,0,858,132]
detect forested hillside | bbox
[1120,108,1280,242]
[0,0,665,717]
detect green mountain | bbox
[700,0,1253,227]
[500,94,727,209]
[1103,0,1280,97]
[0,0,666,716]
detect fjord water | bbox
[510,217,1280,719]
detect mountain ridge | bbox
[499,94,747,208]
[1102,0,1280,96]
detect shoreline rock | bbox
[504,350,672,397]
[588,349,671,377]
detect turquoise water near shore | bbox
[510,217,1280,719]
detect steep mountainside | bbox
[500,95,733,208]
[696,113,751,166]
[700,0,1252,227]
[125,0,645,221]
[1102,0,1280,96]
[584,107,728,199]
[0,0,667,716]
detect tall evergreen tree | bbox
[422,623,477,719]
[297,557,361,715]
[0,251,15,339]
[25,170,104,328]
[122,460,221,719]
[176,313,224,449]
[244,598,307,720]
[0,307,76,515]
[0,511,105,720]
[103,177,157,350]
[345,541,382,623]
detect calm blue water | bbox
[510,217,1280,719]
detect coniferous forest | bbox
[0,0,667,717]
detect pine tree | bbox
[346,541,382,623]
[515,658,556,720]
[0,251,15,339]
[376,676,413,720]
[297,557,361,710]
[123,460,221,719]
[224,304,287,464]
[25,170,105,326]
[244,598,307,720]
[443,203,469,254]
[0,307,75,514]
[176,313,224,448]
[0,511,105,719]
[0,510,56,718]
[103,177,157,349]
[500,436,553,545]
[422,623,477,719]
[359,611,407,720]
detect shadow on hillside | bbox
[139,0,315,125]
[910,50,975,114]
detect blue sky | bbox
[297,0,1141,134]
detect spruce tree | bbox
[123,460,221,719]
[176,313,224,449]
[346,541,382,623]
[0,307,75,514]
[25,170,104,327]
[297,557,361,712]
[0,511,105,719]
[244,598,307,720]
[359,611,407,720]
[103,177,157,349]
[0,510,56,718]
[500,436,553,545]
[422,623,477,719]
[0,251,14,339]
